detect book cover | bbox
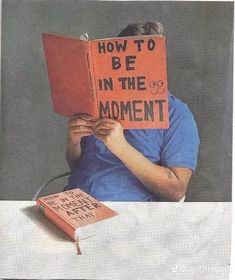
[36,188,118,244]
[42,33,169,129]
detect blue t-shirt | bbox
[64,92,200,201]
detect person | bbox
[64,21,200,202]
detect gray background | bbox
[0,0,233,201]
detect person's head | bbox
[118,21,164,37]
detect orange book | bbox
[42,33,169,129]
[36,188,118,247]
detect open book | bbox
[36,188,118,254]
[42,33,169,129]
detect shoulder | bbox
[168,92,192,115]
[163,91,199,140]
[168,91,193,120]
[161,91,200,171]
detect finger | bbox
[94,122,114,132]
[69,113,93,125]
[94,133,108,142]
[72,113,92,120]
[70,126,94,133]
[69,118,93,128]
[94,129,111,136]
[94,118,115,127]
[72,131,94,138]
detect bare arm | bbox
[66,114,93,170]
[112,141,192,201]
[94,118,193,201]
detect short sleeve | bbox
[160,101,200,171]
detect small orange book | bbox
[36,188,118,243]
[42,33,169,129]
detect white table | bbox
[0,201,231,279]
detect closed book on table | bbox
[36,188,118,245]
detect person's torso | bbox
[66,128,164,201]
[65,92,198,201]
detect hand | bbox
[67,114,94,146]
[94,118,128,156]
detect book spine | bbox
[37,201,76,241]
[83,41,99,118]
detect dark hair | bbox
[118,21,164,37]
